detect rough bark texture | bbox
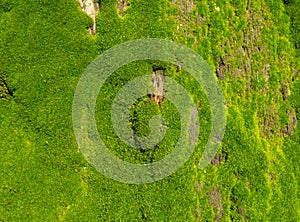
[151,70,165,105]
[116,0,129,17]
[79,0,99,35]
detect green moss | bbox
[0,0,299,221]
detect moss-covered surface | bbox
[0,0,299,221]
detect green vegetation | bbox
[0,0,299,221]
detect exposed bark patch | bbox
[281,81,289,100]
[116,0,129,17]
[216,3,272,98]
[258,105,280,138]
[193,180,202,220]
[79,0,99,35]
[0,77,13,100]
[59,206,71,221]
[207,186,223,221]
[170,0,206,49]
[211,154,223,167]
[281,109,298,137]
[260,105,298,138]
[173,0,195,14]
[189,106,199,147]
[261,63,270,94]
[221,149,229,163]
[248,182,252,189]
[172,1,198,35]
[80,166,88,196]
[268,172,276,181]
[150,70,165,105]
[237,207,248,221]
[192,206,202,221]
[195,180,202,192]
[216,56,226,80]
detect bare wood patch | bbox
[258,105,280,138]
[176,0,195,14]
[207,186,223,221]
[116,0,129,17]
[238,207,248,221]
[281,109,298,137]
[193,180,202,220]
[79,0,99,35]
[0,78,10,100]
[195,180,202,192]
[150,70,165,105]
[268,172,276,181]
[214,2,273,101]
[80,166,88,196]
[216,56,226,80]
[192,205,202,221]
[281,81,289,100]
[210,154,223,167]
[59,205,71,221]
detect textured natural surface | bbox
[78,0,99,34]
[0,0,299,221]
